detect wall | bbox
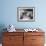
[0,0,46,29]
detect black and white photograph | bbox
[17,7,35,22]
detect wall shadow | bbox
[0,24,7,43]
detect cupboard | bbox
[2,30,45,46]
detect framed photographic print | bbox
[17,7,35,22]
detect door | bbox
[3,32,24,46]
